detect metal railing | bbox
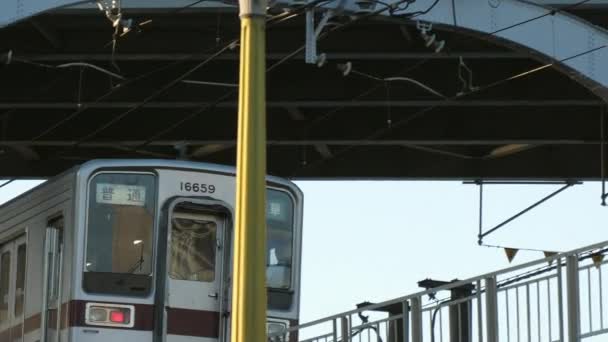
[269,240,608,342]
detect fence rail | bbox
[269,240,608,342]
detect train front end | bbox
[70,160,302,342]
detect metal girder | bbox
[2,0,607,103]
[189,144,233,158]
[0,139,606,147]
[12,52,530,61]
[0,100,601,109]
[535,0,608,7]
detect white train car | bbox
[0,159,303,342]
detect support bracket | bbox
[466,180,581,245]
[305,8,332,65]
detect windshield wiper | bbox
[127,256,144,274]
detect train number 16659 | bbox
[180,182,216,194]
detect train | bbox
[0,159,303,342]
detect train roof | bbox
[0,159,302,211]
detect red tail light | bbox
[110,310,126,323]
[86,303,135,328]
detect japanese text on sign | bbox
[267,201,286,221]
[96,183,147,206]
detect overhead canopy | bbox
[0,1,607,180]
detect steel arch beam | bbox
[425,0,608,101]
[0,0,82,27]
[310,0,608,100]
[1,0,607,101]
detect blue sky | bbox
[2,179,607,328]
[294,181,607,322]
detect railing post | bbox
[557,257,565,341]
[341,316,350,342]
[449,284,474,342]
[333,318,338,342]
[485,276,499,342]
[403,301,410,342]
[566,255,581,342]
[410,297,423,342]
[476,280,483,342]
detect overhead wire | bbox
[26,0,332,147]
[404,0,440,18]
[25,0,402,155]
[22,0,596,158]
[140,0,594,156]
[73,41,237,145]
[28,57,192,142]
[392,0,593,77]
[101,0,414,152]
[290,0,598,173]
[347,68,448,99]
[77,0,345,146]
[300,0,594,135]
[295,42,607,175]
[10,59,126,80]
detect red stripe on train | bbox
[1,300,221,338]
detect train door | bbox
[41,217,64,342]
[163,202,228,341]
[0,235,26,342]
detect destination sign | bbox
[96,183,147,207]
[267,200,287,221]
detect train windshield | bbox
[266,190,295,290]
[84,173,156,295]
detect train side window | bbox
[169,215,216,282]
[14,244,26,317]
[0,251,10,324]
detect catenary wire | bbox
[291,0,596,159]
[294,43,607,175]
[133,0,581,152]
[28,0,594,155]
[110,0,414,150]
[26,0,332,145]
[21,0,441,150]
[305,0,594,133]
[391,0,592,77]
[73,0,342,145]
[73,42,237,145]
[10,60,125,80]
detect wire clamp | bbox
[416,21,445,53]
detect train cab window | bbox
[266,190,295,290]
[14,244,26,317]
[0,251,10,323]
[169,213,217,282]
[84,173,156,296]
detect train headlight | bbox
[88,307,108,322]
[267,320,289,341]
[85,302,135,328]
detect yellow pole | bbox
[231,0,267,339]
